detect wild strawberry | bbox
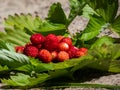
[44,34,59,51]
[44,41,59,51]
[35,44,42,50]
[57,35,64,42]
[68,46,79,58]
[30,33,45,45]
[23,46,38,57]
[57,51,69,62]
[38,49,52,63]
[58,42,69,51]
[76,50,86,57]
[51,51,58,60]
[61,37,72,46]
[45,34,58,42]
[15,46,24,53]
[79,47,88,54]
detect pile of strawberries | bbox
[15,33,87,63]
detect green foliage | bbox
[111,15,120,35]
[0,49,29,68]
[67,0,88,26]
[88,0,118,22]
[79,15,106,41]
[0,29,30,46]
[47,3,67,25]
[0,0,120,88]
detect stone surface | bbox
[0,0,120,90]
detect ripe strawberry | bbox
[44,41,59,51]
[51,51,58,60]
[57,35,64,42]
[61,37,72,46]
[76,50,86,57]
[45,34,58,42]
[68,45,79,58]
[15,46,24,53]
[38,49,52,63]
[23,46,38,57]
[44,34,59,51]
[79,47,88,54]
[58,42,69,51]
[57,51,69,62]
[30,33,45,45]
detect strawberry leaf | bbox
[110,15,120,35]
[0,29,30,46]
[0,49,30,68]
[90,36,114,49]
[79,15,106,41]
[88,0,118,22]
[33,21,66,35]
[47,3,67,25]
[88,44,120,72]
[2,73,50,87]
[0,41,15,51]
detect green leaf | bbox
[0,41,15,51]
[67,0,87,26]
[0,29,30,46]
[4,14,42,33]
[90,36,114,49]
[2,73,30,86]
[34,21,66,35]
[111,15,120,35]
[88,0,118,22]
[47,3,67,24]
[109,60,120,73]
[82,4,97,18]
[2,73,50,87]
[88,44,120,72]
[0,49,30,68]
[79,15,106,41]
[0,65,9,72]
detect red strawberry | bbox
[61,37,72,46]
[51,51,58,60]
[15,46,24,53]
[79,47,88,54]
[44,41,59,51]
[58,42,69,51]
[57,35,64,42]
[57,51,69,62]
[30,33,45,45]
[45,34,58,42]
[76,50,86,57]
[44,34,59,51]
[68,45,79,58]
[23,46,38,57]
[38,49,52,63]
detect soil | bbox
[0,0,120,90]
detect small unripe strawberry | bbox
[24,46,38,57]
[15,46,24,53]
[30,33,45,45]
[61,37,72,46]
[58,42,69,51]
[38,49,52,63]
[57,51,69,62]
